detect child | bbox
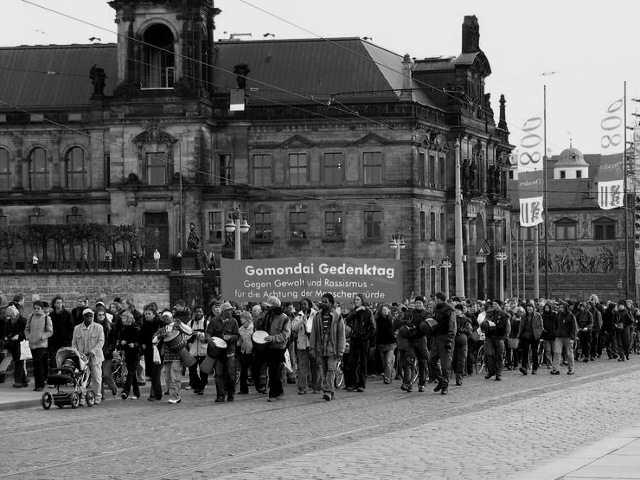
[237,312,254,394]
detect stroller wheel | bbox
[86,390,96,407]
[41,392,52,410]
[70,392,80,409]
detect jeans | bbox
[404,337,429,386]
[578,330,591,359]
[429,335,453,389]
[188,355,209,392]
[31,347,48,389]
[321,356,339,395]
[378,344,396,383]
[123,351,141,397]
[553,337,574,372]
[347,337,368,389]
[82,360,103,402]
[166,360,182,401]
[296,348,313,392]
[101,359,118,396]
[266,348,286,398]
[252,349,268,392]
[213,355,236,398]
[520,337,540,371]
[543,339,556,366]
[484,337,505,376]
[453,334,468,381]
[1,346,27,385]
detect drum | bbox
[419,318,438,336]
[252,330,270,353]
[200,355,215,374]
[480,319,496,333]
[206,337,228,359]
[165,330,187,351]
[177,348,196,368]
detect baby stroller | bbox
[41,347,96,409]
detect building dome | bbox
[555,147,588,167]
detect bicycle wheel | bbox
[475,345,485,374]
[334,359,344,388]
[410,358,419,385]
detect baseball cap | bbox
[262,296,281,308]
[220,301,234,311]
[82,308,94,316]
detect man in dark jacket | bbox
[397,295,430,392]
[205,301,239,402]
[553,301,577,375]
[48,296,74,373]
[575,302,593,362]
[483,299,511,381]
[429,292,456,395]
[261,296,291,402]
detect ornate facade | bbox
[0,2,513,300]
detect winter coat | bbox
[25,312,53,349]
[310,308,346,358]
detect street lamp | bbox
[225,208,250,260]
[441,256,452,300]
[496,247,508,301]
[388,231,406,260]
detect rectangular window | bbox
[420,211,426,241]
[420,265,426,295]
[254,212,272,241]
[364,210,382,240]
[419,152,426,186]
[576,170,582,178]
[430,212,436,241]
[430,267,437,295]
[0,149,9,190]
[438,156,445,188]
[555,224,576,240]
[208,211,223,242]
[440,267,446,292]
[253,154,272,187]
[520,226,536,241]
[289,211,308,239]
[325,211,343,239]
[440,212,445,240]
[559,170,566,179]
[428,155,436,187]
[508,170,514,180]
[218,154,233,186]
[289,153,308,186]
[594,223,615,240]
[363,152,382,185]
[324,153,344,185]
[146,152,166,186]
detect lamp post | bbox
[496,247,508,301]
[441,256,452,300]
[225,208,250,260]
[388,230,406,260]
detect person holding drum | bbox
[187,306,209,395]
[205,301,239,402]
[482,300,511,381]
[309,293,346,402]
[260,296,291,402]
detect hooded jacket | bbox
[310,307,346,358]
[555,302,577,339]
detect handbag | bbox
[507,337,520,349]
[283,349,293,374]
[152,345,161,364]
[20,340,32,360]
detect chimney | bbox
[399,54,414,101]
[462,15,480,53]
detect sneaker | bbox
[323,392,331,401]
[227,395,234,402]
[197,390,204,395]
[567,370,575,375]
[298,390,307,395]
[441,389,448,395]
[215,397,225,403]
[418,385,426,393]
[345,386,355,392]
[433,383,443,392]
[519,367,528,375]
[484,373,494,379]
[495,375,502,381]
[131,395,138,400]
[400,383,410,392]
[185,386,191,390]
[532,370,537,375]
[311,389,320,394]
[147,397,156,402]
[121,392,128,400]
[550,370,560,375]
[94,399,101,405]
[455,379,462,386]
[167,398,181,404]
[267,397,277,402]
[356,387,365,393]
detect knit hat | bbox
[322,293,335,305]
[263,296,281,308]
[414,296,426,304]
[220,301,235,311]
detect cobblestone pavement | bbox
[1,356,639,480]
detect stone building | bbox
[508,147,635,301]
[0,1,513,300]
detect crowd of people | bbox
[0,291,637,405]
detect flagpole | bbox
[543,85,549,298]
[624,80,629,299]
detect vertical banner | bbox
[597,98,624,210]
[517,115,545,226]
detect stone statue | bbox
[89,64,107,96]
[187,222,200,250]
[468,160,477,190]
[233,63,251,89]
[461,158,470,192]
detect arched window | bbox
[0,148,10,190]
[142,24,175,89]
[29,147,48,190]
[66,147,87,189]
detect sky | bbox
[2,0,639,155]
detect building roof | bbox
[553,147,589,168]
[215,37,437,108]
[0,43,117,110]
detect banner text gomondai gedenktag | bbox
[221,257,402,303]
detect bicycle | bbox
[474,343,486,375]
[111,350,127,388]
[334,358,345,388]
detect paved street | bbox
[1,356,640,480]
